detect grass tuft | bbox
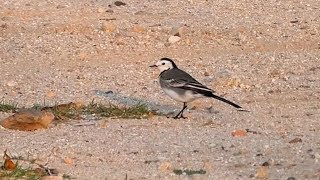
[84,101,152,119]
[0,101,17,113]
[0,165,46,179]
[1,100,157,121]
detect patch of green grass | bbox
[0,101,17,113]
[173,169,206,175]
[62,173,75,179]
[1,99,157,120]
[0,165,46,179]
[84,101,153,119]
[31,104,44,111]
[51,105,81,120]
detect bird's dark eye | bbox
[162,62,165,65]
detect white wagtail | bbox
[150,57,242,119]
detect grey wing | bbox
[164,78,215,94]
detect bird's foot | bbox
[173,114,187,119]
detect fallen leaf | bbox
[46,91,56,98]
[232,129,247,137]
[98,120,108,128]
[3,150,16,171]
[159,162,172,172]
[255,166,268,179]
[63,157,73,165]
[0,110,54,131]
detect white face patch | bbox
[155,60,174,72]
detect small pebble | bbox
[114,1,126,6]
[168,35,181,44]
[6,80,17,87]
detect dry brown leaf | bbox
[98,119,108,128]
[3,150,16,171]
[0,110,54,131]
[159,162,172,172]
[46,91,56,98]
[232,129,247,137]
[63,157,73,165]
[255,166,268,179]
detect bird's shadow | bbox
[94,90,177,116]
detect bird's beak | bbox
[149,64,157,68]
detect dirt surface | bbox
[1,0,320,179]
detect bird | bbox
[150,57,242,119]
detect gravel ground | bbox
[0,0,320,179]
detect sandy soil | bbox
[1,0,320,179]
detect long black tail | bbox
[209,93,242,108]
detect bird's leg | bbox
[174,103,187,119]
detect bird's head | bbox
[150,58,178,72]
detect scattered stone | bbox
[204,71,210,76]
[289,138,302,143]
[0,23,8,29]
[105,90,114,94]
[6,80,18,87]
[101,22,116,32]
[231,129,247,137]
[78,52,89,60]
[132,25,145,33]
[170,26,184,37]
[114,1,126,6]
[99,18,116,21]
[106,9,114,13]
[0,109,54,131]
[97,7,106,13]
[168,35,181,44]
[262,161,270,166]
[245,129,260,134]
[46,91,56,98]
[290,20,299,23]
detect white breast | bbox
[162,88,204,103]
